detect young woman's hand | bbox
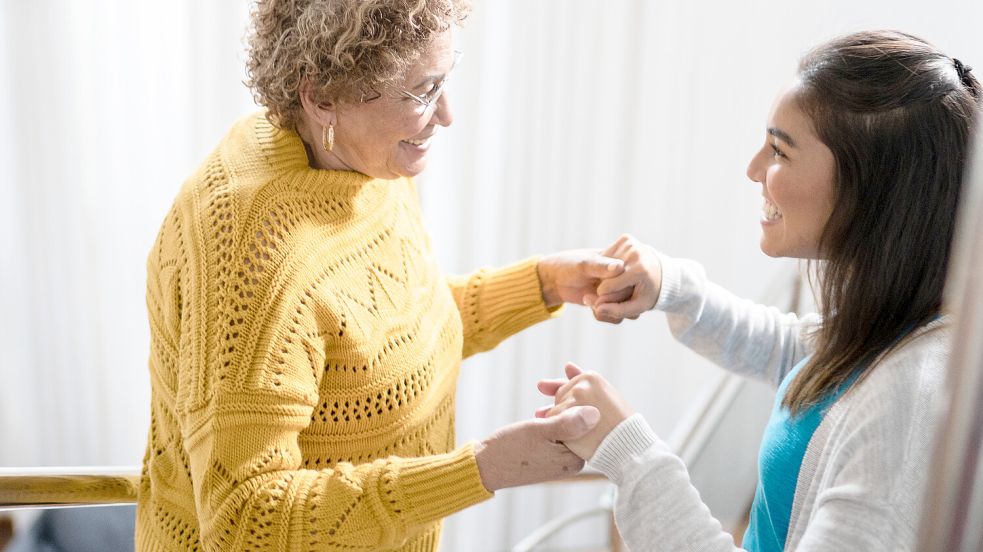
[583,234,664,324]
[473,405,600,492]
[536,250,627,308]
[536,363,635,461]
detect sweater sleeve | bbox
[590,414,744,552]
[655,253,818,386]
[446,257,562,359]
[183,404,491,551]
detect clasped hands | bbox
[475,235,661,492]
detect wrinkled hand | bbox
[582,234,664,324]
[536,363,634,461]
[537,249,627,308]
[474,406,600,492]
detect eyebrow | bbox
[768,127,797,148]
[409,73,441,91]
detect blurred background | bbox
[1,1,982,550]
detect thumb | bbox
[582,254,625,278]
[542,406,600,441]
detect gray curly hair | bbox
[245,0,470,130]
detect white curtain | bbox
[2,1,981,550]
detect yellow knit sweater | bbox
[137,113,558,551]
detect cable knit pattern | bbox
[137,112,559,551]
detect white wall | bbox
[1,1,980,550]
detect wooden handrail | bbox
[0,466,140,511]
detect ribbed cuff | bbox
[396,442,493,526]
[463,257,563,352]
[481,256,562,321]
[589,414,659,484]
[653,252,685,312]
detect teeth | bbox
[403,138,428,146]
[762,199,783,221]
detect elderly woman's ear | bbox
[298,78,335,129]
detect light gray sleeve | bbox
[590,414,744,552]
[590,328,948,552]
[590,412,913,552]
[655,254,818,386]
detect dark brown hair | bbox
[784,30,981,414]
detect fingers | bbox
[601,234,634,257]
[542,406,600,441]
[596,272,637,298]
[594,286,634,305]
[534,405,552,418]
[593,310,625,324]
[594,299,647,321]
[564,362,583,379]
[581,254,625,278]
[552,372,582,402]
[537,379,566,397]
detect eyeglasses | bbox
[398,50,462,112]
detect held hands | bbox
[583,234,664,324]
[536,363,634,461]
[474,406,601,492]
[537,235,663,323]
[536,249,627,309]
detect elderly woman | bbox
[136,0,618,550]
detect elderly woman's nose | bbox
[434,90,454,127]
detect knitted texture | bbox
[137,113,558,551]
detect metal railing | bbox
[0,466,140,511]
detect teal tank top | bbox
[741,355,861,551]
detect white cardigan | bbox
[589,255,951,551]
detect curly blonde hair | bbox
[246,0,470,130]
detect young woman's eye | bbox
[770,143,787,159]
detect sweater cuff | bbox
[588,414,659,484]
[396,442,493,526]
[653,252,685,312]
[472,257,563,339]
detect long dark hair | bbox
[783,30,981,414]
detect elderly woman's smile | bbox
[299,29,457,179]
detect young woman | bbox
[537,30,981,551]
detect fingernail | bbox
[608,263,620,271]
[583,297,593,306]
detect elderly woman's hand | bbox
[535,363,634,461]
[473,405,600,492]
[536,250,627,309]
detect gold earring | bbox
[322,124,334,152]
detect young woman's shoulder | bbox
[830,316,952,451]
[859,317,952,406]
